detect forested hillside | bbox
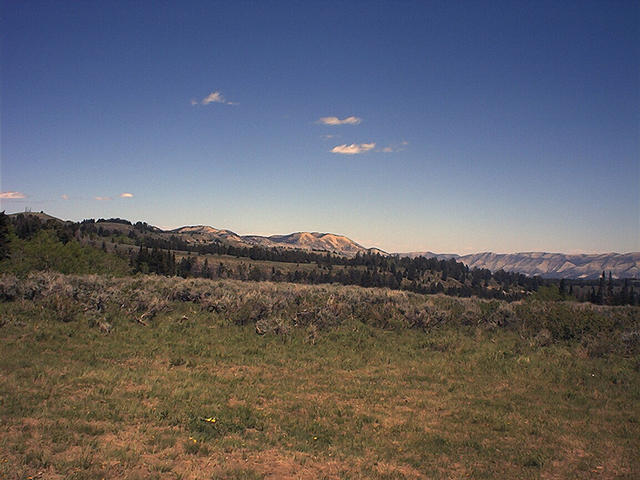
[2,212,638,305]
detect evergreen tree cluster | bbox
[132,246,176,276]
[0,212,10,260]
[12,213,79,244]
[585,271,638,306]
[130,232,541,293]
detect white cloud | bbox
[0,191,26,199]
[318,116,362,126]
[322,134,338,139]
[120,193,134,198]
[202,91,225,104]
[197,90,237,106]
[94,196,112,201]
[61,194,69,200]
[331,143,376,155]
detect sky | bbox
[1,0,638,254]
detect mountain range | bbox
[398,251,640,280]
[9,212,640,279]
[169,225,640,279]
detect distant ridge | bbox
[171,225,246,245]
[397,251,640,280]
[171,225,384,256]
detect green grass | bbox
[0,273,638,479]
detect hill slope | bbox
[172,226,381,256]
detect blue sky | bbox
[1,1,638,254]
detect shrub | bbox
[0,272,637,355]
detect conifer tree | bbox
[0,211,10,260]
[621,279,629,305]
[597,271,605,304]
[607,271,614,302]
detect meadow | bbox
[0,273,638,479]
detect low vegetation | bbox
[0,230,131,276]
[1,273,639,479]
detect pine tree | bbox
[203,258,211,279]
[0,211,10,260]
[597,271,605,304]
[621,279,630,305]
[559,278,566,298]
[607,271,614,303]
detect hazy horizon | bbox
[2,1,638,255]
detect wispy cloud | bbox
[194,90,237,106]
[0,191,26,199]
[331,143,376,155]
[318,116,362,126]
[322,134,339,139]
[380,141,409,153]
[94,196,112,201]
[119,193,134,198]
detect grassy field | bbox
[0,274,638,479]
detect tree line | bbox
[560,273,638,306]
[4,212,638,305]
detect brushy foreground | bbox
[0,273,639,479]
